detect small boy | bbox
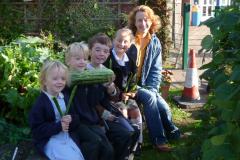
[87,33,139,160]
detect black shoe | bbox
[134,143,142,156]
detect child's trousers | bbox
[74,123,114,160]
[106,117,140,160]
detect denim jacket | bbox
[139,34,162,93]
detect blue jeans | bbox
[136,88,180,145]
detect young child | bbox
[104,28,137,93]
[104,28,143,152]
[65,42,114,160]
[87,33,139,160]
[29,60,85,160]
[65,42,89,72]
[86,33,117,97]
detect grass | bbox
[137,89,210,160]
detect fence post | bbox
[215,0,220,17]
[182,3,190,70]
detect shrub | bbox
[0,0,24,45]
[44,0,117,43]
[200,4,240,159]
[0,34,64,126]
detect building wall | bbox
[172,0,183,50]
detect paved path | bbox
[165,24,212,90]
[188,25,211,52]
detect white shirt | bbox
[112,48,129,67]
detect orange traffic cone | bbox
[181,49,200,101]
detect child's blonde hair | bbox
[114,27,134,43]
[65,42,89,65]
[40,60,68,91]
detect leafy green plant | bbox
[200,3,240,159]
[0,35,64,126]
[66,0,116,41]
[43,0,117,43]
[0,1,117,45]
[0,118,30,145]
[0,0,24,45]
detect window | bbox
[203,6,206,16]
[208,6,212,16]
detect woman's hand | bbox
[122,92,136,101]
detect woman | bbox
[128,5,183,152]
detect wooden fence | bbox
[0,0,136,35]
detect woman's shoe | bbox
[155,144,172,152]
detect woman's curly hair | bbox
[128,5,161,35]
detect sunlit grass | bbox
[139,88,208,160]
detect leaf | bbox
[1,88,20,107]
[230,65,240,82]
[213,71,228,87]
[202,16,221,36]
[222,13,239,30]
[213,53,224,65]
[66,85,77,115]
[21,128,30,135]
[15,36,44,44]
[0,53,9,62]
[52,97,64,117]
[225,85,240,100]
[221,108,233,121]
[208,125,224,136]
[202,143,235,160]
[201,35,213,50]
[231,128,240,153]
[212,99,235,109]
[199,68,215,81]
[210,134,226,145]
[215,83,239,100]
[93,3,98,9]
[199,61,215,70]
[0,125,4,132]
[232,100,240,121]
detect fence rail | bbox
[0,0,136,35]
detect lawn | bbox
[138,89,210,160]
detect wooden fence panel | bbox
[0,0,136,35]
